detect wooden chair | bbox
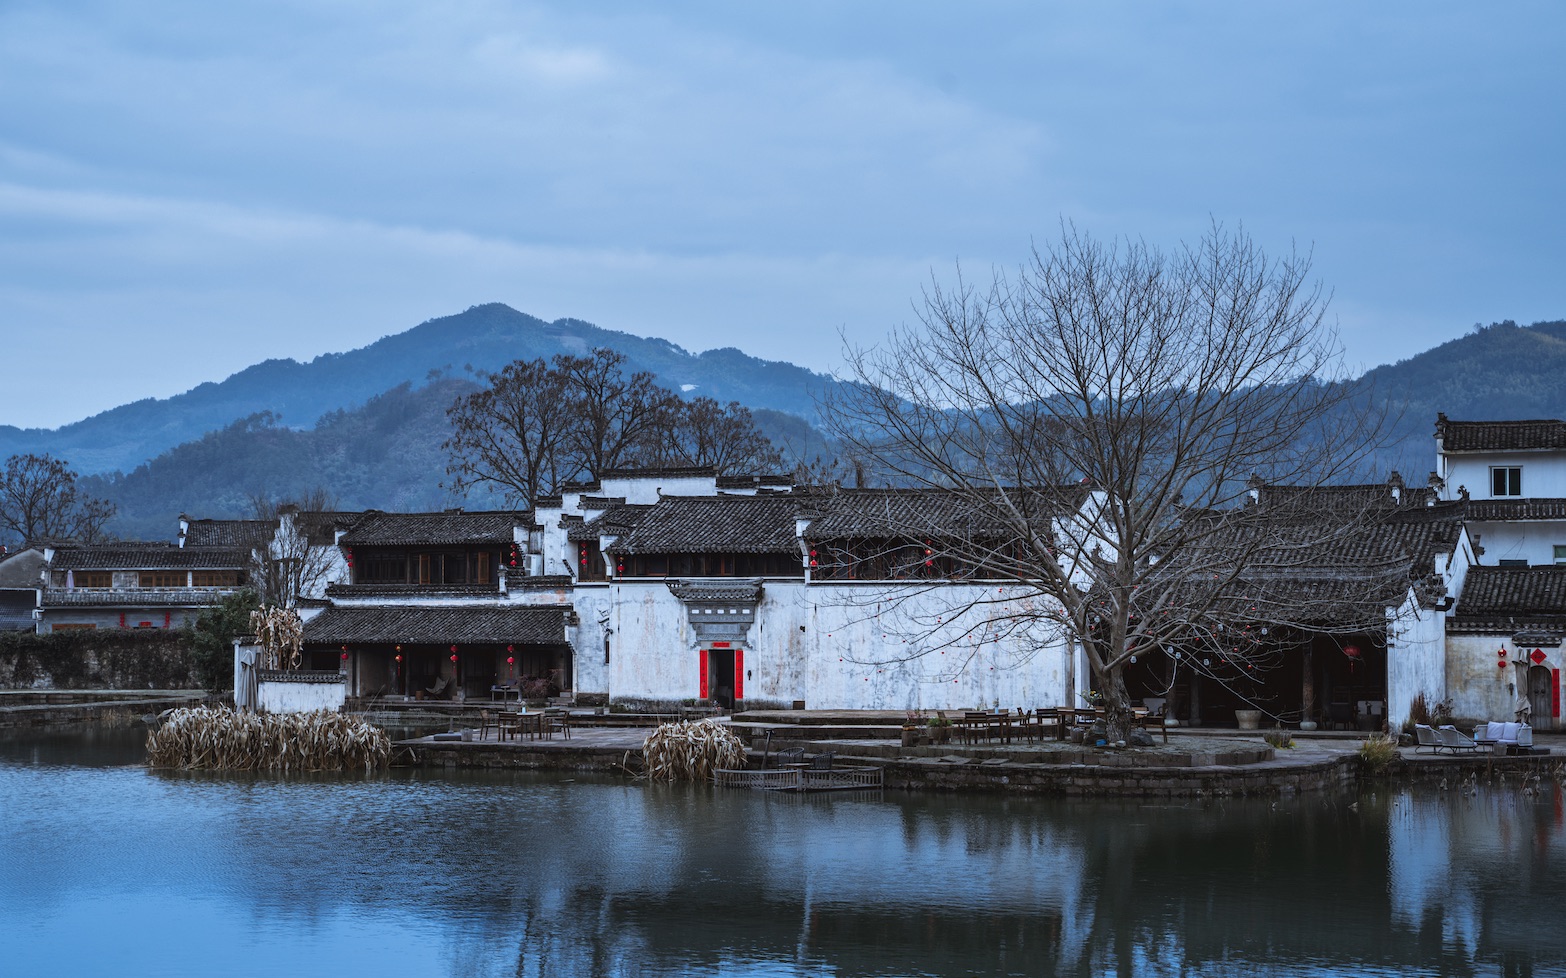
[547,709,571,740]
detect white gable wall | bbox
[1440,450,1566,501]
[603,577,1074,710]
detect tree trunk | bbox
[1102,667,1134,744]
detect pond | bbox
[2,726,1563,977]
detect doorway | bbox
[705,648,743,709]
[1528,665,1555,728]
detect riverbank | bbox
[388,709,1566,797]
[0,689,210,729]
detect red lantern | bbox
[1499,660,1508,669]
[340,652,349,661]
[450,654,458,663]
[395,654,402,663]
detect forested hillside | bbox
[39,314,1566,541]
[2,303,833,475]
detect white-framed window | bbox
[1554,545,1566,565]
[1491,466,1523,497]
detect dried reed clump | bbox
[146,706,390,772]
[1357,733,1399,774]
[641,719,747,783]
[250,606,304,670]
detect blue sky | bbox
[1,1,1561,429]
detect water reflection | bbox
[2,728,1563,977]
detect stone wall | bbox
[0,630,203,689]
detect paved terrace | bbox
[389,707,1566,794]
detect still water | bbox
[2,727,1563,978]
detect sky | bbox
[1,1,1562,430]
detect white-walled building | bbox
[1436,414,1566,566]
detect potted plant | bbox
[927,715,953,745]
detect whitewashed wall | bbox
[1441,451,1566,500]
[1464,521,1566,566]
[257,674,345,713]
[604,578,1074,710]
[1446,633,1561,729]
[1386,592,1447,729]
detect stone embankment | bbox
[0,689,210,729]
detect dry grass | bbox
[146,706,390,772]
[1357,734,1399,773]
[641,719,747,783]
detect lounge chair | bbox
[1436,725,1478,753]
[1414,723,1443,754]
[424,676,450,699]
[1474,721,1535,753]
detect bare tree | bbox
[444,358,575,506]
[825,223,1393,740]
[555,348,678,479]
[248,488,343,608]
[0,453,115,547]
[445,347,789,503]
[651,397,786,474]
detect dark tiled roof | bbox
[0,589,36,630]
[566,504,653,541]
[715,474,793,490]
[325,583,501,598]
[338,511,530,547]
[1464,499,1566,521]
[1251,482,1440,511]
[182,519,276,548]
[611,496,803,554]
[1437,416,1566,452]
[51,545,249,570]
[601,466,716,479]
[1455,566,1566,617]
[302,605,568,645]
[804,487,1088,542]
[41,587,243,608]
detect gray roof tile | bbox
[339,511,530,547]
[303,605,568,645]
[52,545,249,570]
[1438,416,1566,452]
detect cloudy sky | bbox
[1,1,1561,429]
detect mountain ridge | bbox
[14,306,1566,540]
[1,303,835,475]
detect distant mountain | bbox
[43,309,1566,541]
[1364,319,1566,477]
[83,379,839,541]
[1,303,836,475]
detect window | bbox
[578,541,608,581]
[138,571,186,588]
[1554,545,1566,565]
[56,570,112,588]
[1499,559,1529,568]
[1491,466,1522,497]
[52,623,95,632]
[192,570,241,587]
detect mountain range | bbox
[7,306,1565,541]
